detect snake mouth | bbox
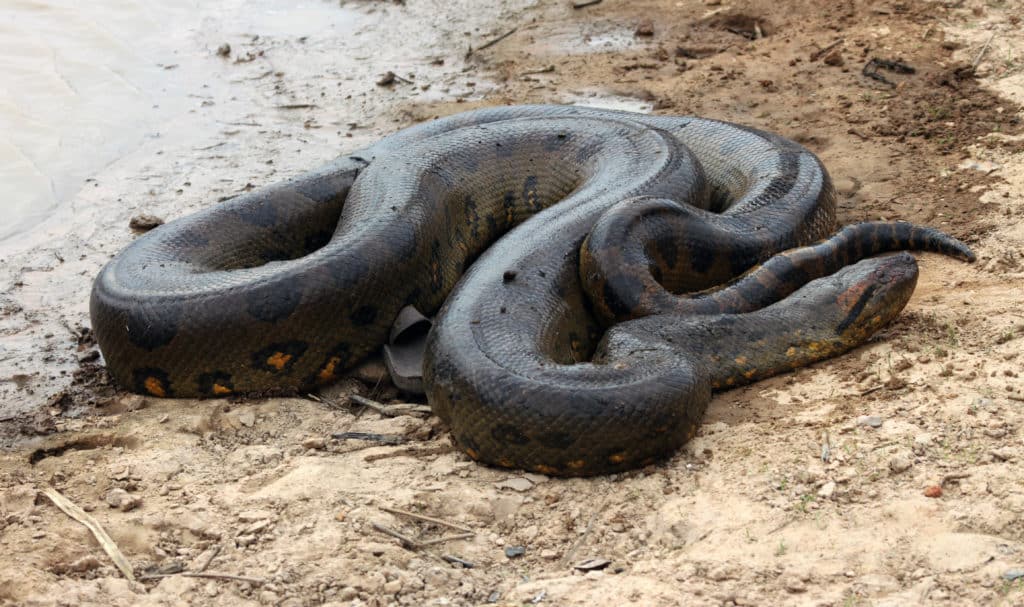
[833,252,919,338]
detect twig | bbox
[195,545,221,573]
[332,432,406,445]
[859,385,883,396]
[820,431,831,463]
[420,532,476,546]
[442,554,475,568]
[466,27,518,58]
[941,472,971,487]
[381,506,475,533]
[350,394,431,418]
[520,65,556,76]
[560,498,607,567]
[971,32,996,73]
[572,0,602,8]
[810,38,844,62]
[274,103,317,109]
[364,444,452,462]
[371,522,420,549]
[42,487,136,583]
[138,572,265,585]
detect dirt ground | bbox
[2,0,1024,605]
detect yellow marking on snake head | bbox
[144,376,166,397]
[317,356,341,382]
[533,464,559,475]
[734,356,748,366]
[608,451,627,464]
[266,351,292,370]
[212,383,232,396]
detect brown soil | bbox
[2,0,1024,605]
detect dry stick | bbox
[572,0,602,8]
[381,506,475,534]
[372,522,421,549]
[466,27,519,57]
[810,38,844,62]
[420,532,476,547]
[195,545,221,573]
[350,394,431,418]
[971,32,996,73]
[364,444,452,463]
[138,572,266,585]
[560,498,607,568]
[42,487,136,583]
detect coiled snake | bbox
[90,105,974,476]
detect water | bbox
[0,0,363,243]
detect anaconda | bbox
[90,105,975,476]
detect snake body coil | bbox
[91,105,974,475]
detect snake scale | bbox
[90,105,974,476]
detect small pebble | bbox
[888,453,913,474]
[856,415,883,428]
[1003,569,1024,581]
[817,481,836,499]
[128,214,164,231]
[302,437,326,450]
[216,43,231,57]
[635,20,654,36]
[924,485,943,498]
[504,546,526,559]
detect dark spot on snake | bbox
[246,278,304,323]
[252,341,309,373]
[835,284,877,335]
[687,237,715,274]
[771,256,811,289]
[728,241,760,276]
[491,424,530,446]
[538,431,575,450]
[650,264,663,285]
[125,302,181,351]
[133,367,172,398]
[349,304,378,327]
[602,273,644,319]
[502,270,517,283]
[653,233,678,269]
[197,371,234,396]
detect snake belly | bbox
[91,104,908,475]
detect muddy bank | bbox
[2,0,1024,605]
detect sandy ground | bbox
[2,0,1024,605]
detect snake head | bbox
[832,252,919,341]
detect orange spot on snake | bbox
[786,346,797,357]
[734,356,748,365]
[608,451,627,464]
[465,448,479,460]
[318,356,341,382]
[743,369,757,380]
[566,459,586,470]
[266,351,292,371]
[533,464,559,475]
[144,376,166,398]
[211,383,232,396]
[498,458,514,468]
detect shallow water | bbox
[0,0,363,243]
